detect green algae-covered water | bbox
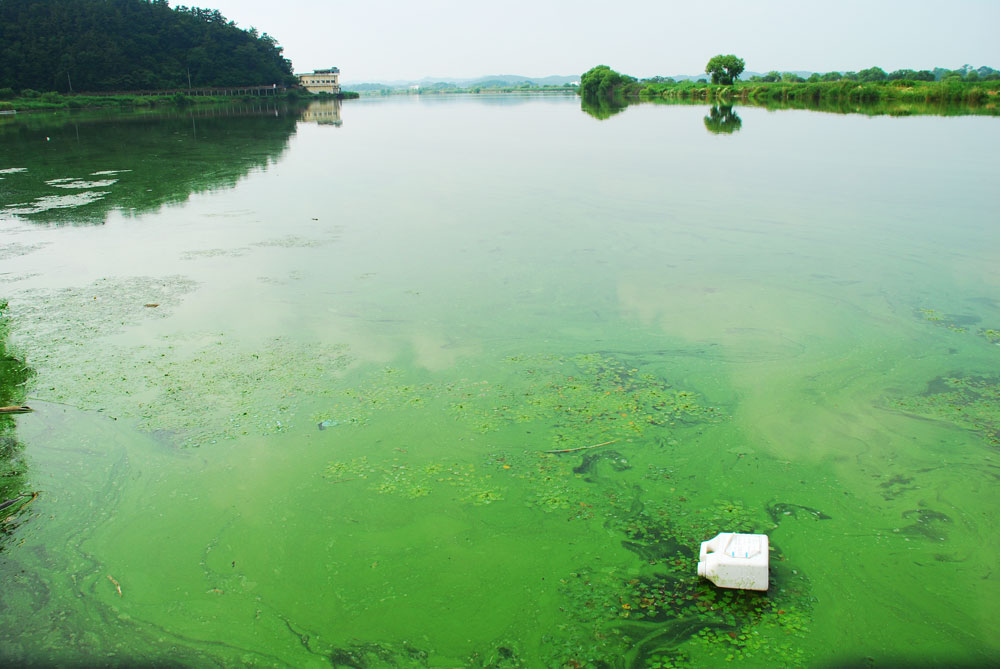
[1,97,998,667]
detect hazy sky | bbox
[200,0,1000,82]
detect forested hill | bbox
[0,0,294,93]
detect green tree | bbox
[857,66,888,82]
[705,54,745,85]
[0,0,295,92]
[579,65,635,103]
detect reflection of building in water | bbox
[300,100,343,126]
[297,67,341,94]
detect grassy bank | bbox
[637,79,1000,108]
[0,89,354,112]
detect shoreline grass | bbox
[0,89,357,112]
[637,79,1000,109]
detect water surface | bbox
[1,96,998,667]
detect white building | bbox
[297,67,341,94]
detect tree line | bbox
[0,0,295,93]
[748,65,999,84]
[580,58,1000,110]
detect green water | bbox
[1,97,998,667]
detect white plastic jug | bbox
[697,532,769,591]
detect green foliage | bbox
[889,69,935,82]
[0,0,294,92]
[580,65,638,103]
[0,87,13,99]
[741,78,1000,108]
[19,88,39,98]
[857,66,888,82]
[705,55,745,85]
[0,299,35,493]
[0,101,12,111]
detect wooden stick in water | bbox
[107,575,123,597]
[0,406,32,414]
[545,439,619,454]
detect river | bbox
[0,95,997,667]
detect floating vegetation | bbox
[251,235,325,249]
[916,308,969,333]
[980,328,1000,345]
[181,247,251,260]
[321,353,723,451]
[0,242,46,261]
[489,353,723,446]
[318,638,430,668]
[916,307,1000,345]
[906,310,999,445]
[8,276,353,446]
[317,352,816,665]
[766,503,832,525]
[325,449,602,511]
[892,375,1000,447]
[10,276,197,343]
[554,495,813,667]
[895,508,952,541]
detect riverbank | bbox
[0,90,358,113]
[639,79,1000,107]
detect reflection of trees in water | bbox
[0,105,298,225]
[0,300,33,531]
[703,105,743,134]
[581,97,628,120]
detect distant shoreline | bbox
[0,89,357,113]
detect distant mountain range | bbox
[346,67,996,91]
[341,74,580,91]
[340,71,821,91]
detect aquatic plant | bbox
[9,277,353,446]
[0,299,35,529]
[893,375,1000,447]
[323,353,722,451]
[979,328,1000,345]
[553,493,813,667]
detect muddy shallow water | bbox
[1,97,998,667]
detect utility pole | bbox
[67,72,73,93]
